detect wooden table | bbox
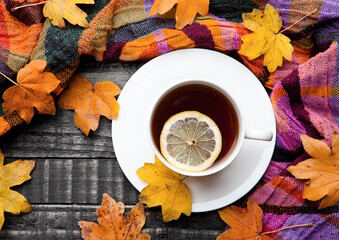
[0,57,228,239]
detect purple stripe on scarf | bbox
[144,0,153,15]
[182,23,215,49]
[267,0,291,29]
[6,0,44,26]
[154,30,171,54]
[272,139,307,162]
[314,20,339,50]
[278,213,339,240]
[318,0,339,23]
[281,69,322,139]
[0,59,13,85]
[106,18,175,47]
[330,43,339,126]
[262,212,290,233]
[103,42,127,62]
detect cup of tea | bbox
[147,80,273,177]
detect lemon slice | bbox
[160,111,222,172]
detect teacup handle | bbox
[245,129,273,141]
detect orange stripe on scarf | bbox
[0,117,11,135]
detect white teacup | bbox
[147,80,273,177]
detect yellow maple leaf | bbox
[288,134,339,209]
[149,0,209,29]
[238,4,293,73]
[43,0,95,28]
[0,150,35,230]
[136,156,192,222]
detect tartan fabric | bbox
[249,42,339,239]
[0,0,338,238]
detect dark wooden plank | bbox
[0,110,114,159]
[0,205,225,240]
[6,158,139,205]
[76,60,144,91]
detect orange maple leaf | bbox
[57,75,121,135]
[288,134,339,209]
[78,193,150,240]
[218,200,314,239]
[2,60,61,123]
[217,200,272,240]
[0,150,35,230]
[149,0,209,29]
[217,200,314,240]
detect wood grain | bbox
[1,205,225,239]
[0,60,229,239]
[4,158,138,204]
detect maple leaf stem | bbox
[279,7,319,34]
[95,62,106,84]
[261,223,314,235]
[11,1,48,11]
[0,72,17,85]
[181,176,190,181]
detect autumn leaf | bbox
[218,200,315,239]
[0,150,35,230]
[57,75,120,135]
[217,200,272,240]
[288,134,339,209]
[238,4,293,73]
[136,156,191,222]
[43,0,95,28]
[149,0,209,29]
[78,193,150,240]
[2,60,61,124]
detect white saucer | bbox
[112,49,276,212]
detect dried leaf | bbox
[57,75,120,135]
[149,0,209,29]
[137,156,191,222]
[218,200,315,239]
[0,150,35,230]
[217,200,272,240]
[78,193,150,240]
[43,0,95,28]
[2,60,61,123]
[288,134,339,209]
[238,4,293,72]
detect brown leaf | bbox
[149,0,209,29]
[78,193,150,240]
[217,200,272,240]
[288,134,339,209]
[0,150,35,230]
[2,60,61,123]
[57,75,121,135]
